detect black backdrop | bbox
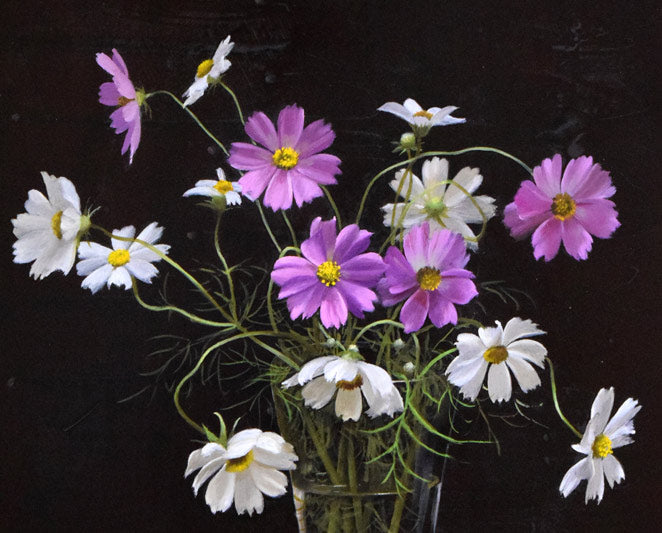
[2,1,660,531]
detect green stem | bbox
[547,358,583,439]
[301,410,342,485]
[255,200,282,252]
[281,211,298,248]
[213,214,238,322]
[146,90,229,156]
[131,279,234,329]
[321,185,342,227]
[219,81,245,125]
[346,435,363,531]
[351,319,403,345]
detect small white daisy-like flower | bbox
[560,387,641,504]
[183,36,234,107]
[378,98,465,136]
[445,317,547,403]
[12,171,90,280]
[283,354,404,421]
[183,167,242,206]
[382,157,496,249]
[185,428,298,516]
[76,222,170,293]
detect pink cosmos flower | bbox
[96,49,142,164]
[378,222,477,333]
[228,105,341,211]
[504,154,620,261]
[271,218,384,329]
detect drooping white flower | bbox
[382,157,496,249]
[560,387,641,504]
[12,172,90,279]
[378,98,465,135]
[183,36,234,107]
[283,354,404,421]
[183,167,242,206]
[185,428,298,516]
[445,317,547,403]
[76,222,170,293]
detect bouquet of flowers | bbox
[11,37,641,532]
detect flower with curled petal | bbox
[186,428,298,515]
[378,98,465,136]
[283,353,403,422]
[183,36,234,107]
[560,387,641,504]
[445,317,547,403]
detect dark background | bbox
[2,1,660,531]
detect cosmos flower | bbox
[283,353,404,421]
[378,222,477,333]
[560,387,641,504]
[76,223,170,293]
[445,317,547,403]
[228,104,341,211]
[271,217,384,329]
[183,36,234,107]
[378,98,465,136]
[183,167,242,206]
[186,428,298,515]
[12,172,90,280]
[503,154,620,261]
[96,49,143,164]
[382,157,496,249]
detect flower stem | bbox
[219,81,245,125]
[213,214,238,322]
[301,410,342,485]
[255,200,282,252]
[146,90,229,156]
[321,185,342,228]
[281,211,298,248]
[547,358,583,439]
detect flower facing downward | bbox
[228,104,341,211]
[12,172,90,280]
[503,154,620,261]
[378,222,477,333]
[183,167,242,207]
[445,317,547,403]
[271,217,384,329]
[378,98,465,136]
[76,223,170,293]
[183,36,234,107]
[382,157,496,249]
[560,387,641,504]
[96,49,144,164]
[283,353,404,421]
[186,429,298,515]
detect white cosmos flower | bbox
[560,387,641,504]
[185,428,298,516]
[183,167,242,205]
[283,355,404,422]
[183,36,234,107]
[445,317,547,403]
[381,157,496,249]
[12,172,90,279]
[378,98,465,134]
[76,222,170,293]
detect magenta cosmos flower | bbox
[271,218,384,329]
[228,105,341,211]
[96,49,143,164]
[378,222,477,333]
[504,154,620,261]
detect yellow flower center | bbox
[317,261,341,287]
[225,450,254,473]
[413,110,433,120]
[213,180,234,194]
[551,193,576,220]
[336,374,363,390]
[483,345,509,364]
[272,147,299,170]
[117,96,134,107]
[108,249,130,267]
[51,210,63,239]
[591,434,613,459]
[196,59,214,78]
[424,197,446,218]
[416,267,441,291]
